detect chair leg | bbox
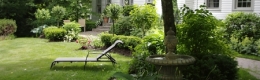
[50,62,56,69]
[84,62,87,70]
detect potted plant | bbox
[102,7,109,23]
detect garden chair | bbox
[50,40,123,69]
[78,19,86,32]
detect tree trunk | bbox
[161,0,176,53]
[161,0,176,36]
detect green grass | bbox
[236,53,260,61]
[0,38,132,80]
[238,68,258,80]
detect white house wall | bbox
[254,0,260,13]
[133,0,146,5]
[181,0,260,19]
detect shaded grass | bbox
[238,68,258,80]
[0,38,131,80]
[236,53,260,61]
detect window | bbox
[97,0,101,13]
[236,0,251,8]
[234,0,253,10]
[206,0,220,9]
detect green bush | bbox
[123,5,135,16]
[143,33,164,55]
[128,42,156,78]
[63,22,81,42]
[110,35,142,49]
[86,21,96,31]
[51,5,66,27]
[224,12,260,56]
[130,4,159,37]
[100,33,114,47]
[182,54,238,80]
[224,12,260,40]
[111,16,133,36]
[92,38,105,49]
[0,19,17,36]
[43,26,67,41]
[178,5,230,57]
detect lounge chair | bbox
[50,40,123,69]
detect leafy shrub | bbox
[176,4,238,80]
[63,22,81,42]
[182,54,238,80]
[106,4,123,35]
[51,5,66,27]
[130,4,159,37]
[224,12,260,41]
[230,36,260,56]
[92,38,105,49]
[0,19,17,36]
[123,5,135,16]
[100,33,114,47]
[86,21,96,31]
[224,12,260,56]
[143,33,164,55]
[31,25,48,37]
[43,26,66,41]
[112,16,133,36]
[128,42,156,78]
[34,9,51,26]
[110,35,142,49]
[177,5,230,57]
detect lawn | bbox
[0,38,131,80]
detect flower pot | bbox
[103,17,109,23]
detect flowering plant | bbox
[76,36,93,49]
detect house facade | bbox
[178,0,260,19]
[90,0,259,20]
[90,0,162,21]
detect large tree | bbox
[161,0,175,36]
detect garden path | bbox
[236,57,260,79]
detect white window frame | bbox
[206,0,220,9]
[233,0,254,11]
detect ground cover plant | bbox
[0,38,131,80]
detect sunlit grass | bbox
[238,68,258,80]
[0,38,131,80]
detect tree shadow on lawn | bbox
[51,63,114,71]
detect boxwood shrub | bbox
[86,21,96,31]
[100,33,142,49]
[43,26,66,41]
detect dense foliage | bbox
[177,5,229,56]
[0,19,17,37]
[63,22,81,42]
[51,5,66,27]
[182,54,238,80]
[130,4,159,37]
[43,26,66,41]
[100,33,142,49]
[105,4,123,35]
[0,0,91,37]
[111,16,133,36]
[224,12,260,56]
[177,5,238,80]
